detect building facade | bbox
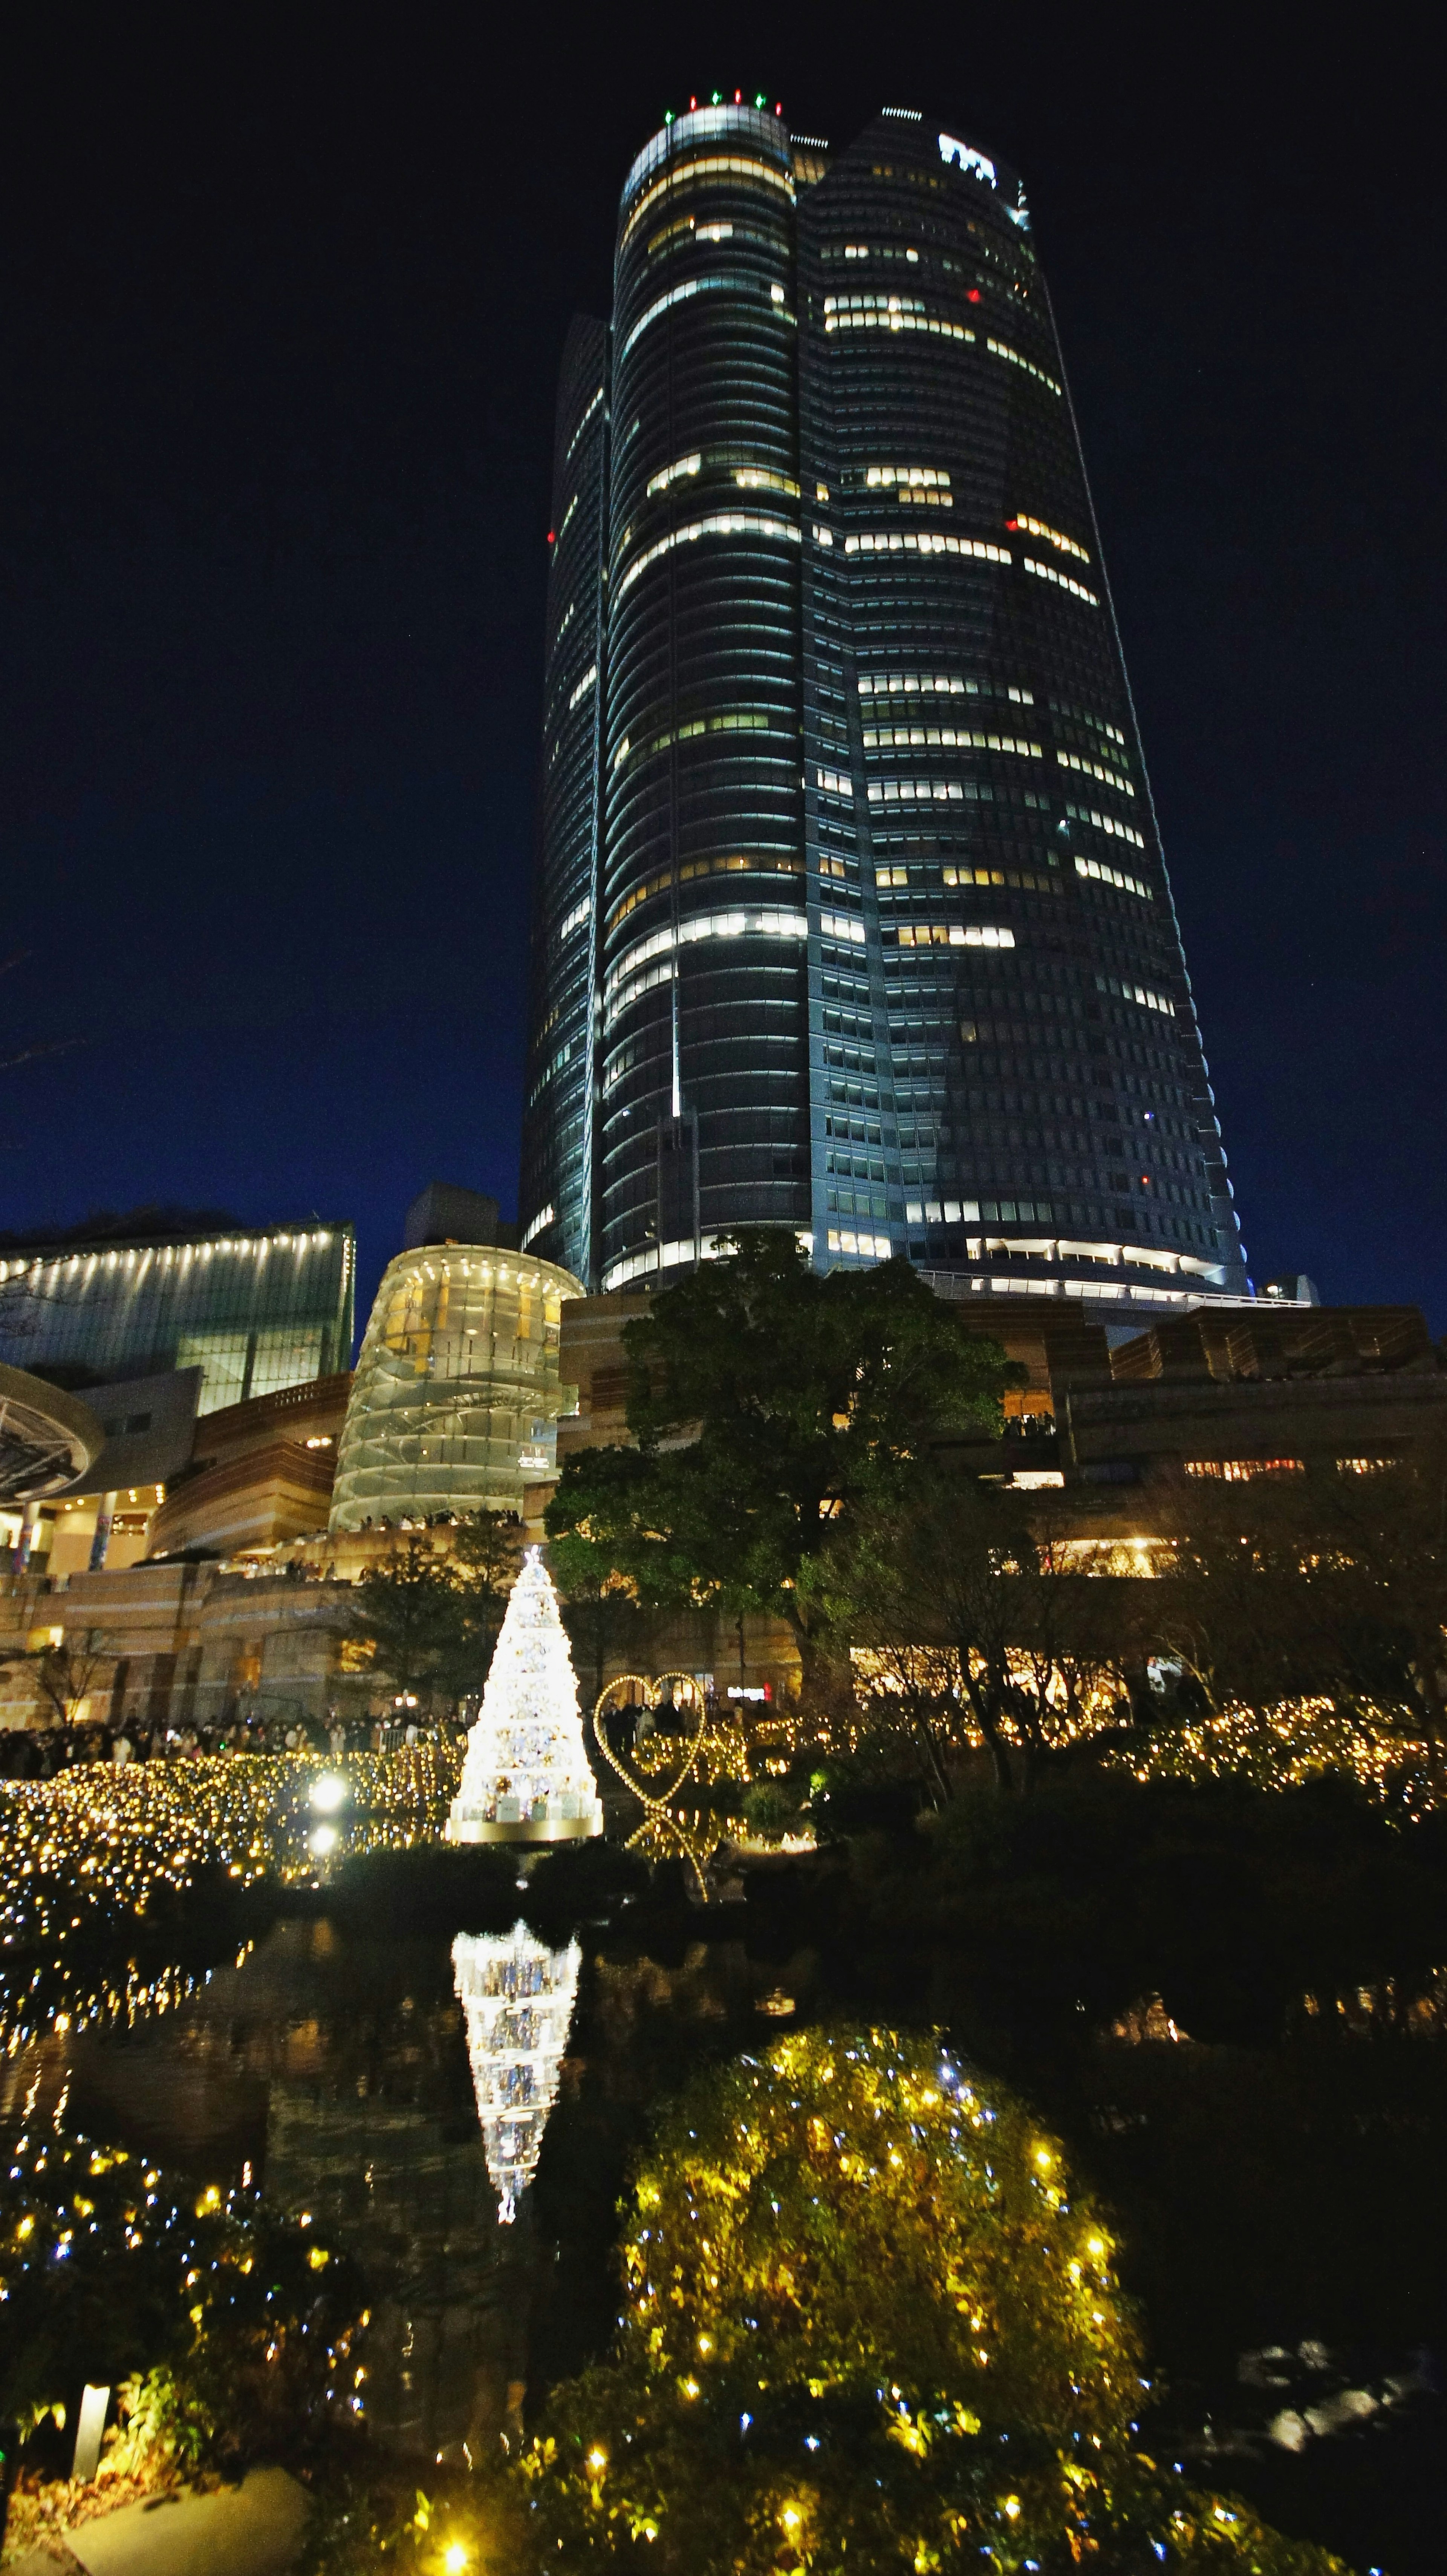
[521,102,1249,1322]
[0,1219,355,1415]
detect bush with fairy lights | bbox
[518,2026,1346,2574]
[0,2125,367,2483]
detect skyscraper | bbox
[521,102,1248,1320]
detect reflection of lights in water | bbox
[452,1921,581,2222]
[308,1822,340,1857]
[309,1773,349,1812]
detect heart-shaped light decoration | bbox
[591,1672,707,1814]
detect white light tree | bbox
[452,1923,582,2222]
[446,1544,603,1842]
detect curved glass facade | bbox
[329,1247,584,1529]
[522,104,1247,1314]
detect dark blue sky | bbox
[2,5,1443,1337]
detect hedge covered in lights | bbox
[518,2026,1347,2575]
[0,2120,368,2465]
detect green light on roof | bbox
[711,90,721,104]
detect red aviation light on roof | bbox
[546,531,555,546]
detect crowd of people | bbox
[0,1707,459,1778]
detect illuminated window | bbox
[521,1206,555,1250]
[558,898,591,939]
[607,906,809,1004]
[820,910,866,945]
[1337,1456,1396,1474]
[942,864,1058,894]
[614,705,794,775]
[865,465,952,504]
[823,294,974,345]
[617,510,801,598]
[1075,855,1150,900]
[565,385,604,459]
[621,272,794,359]
[1023,554,1098,606]
[1067,802,1145,850]
[1094,973,1172,1015]
[606,851,803,932]
[622,154,797,245]
[822,242,920,263]
[1057,747,1132,796]
[1184,1458,1305,1481]
[863,722,1040,760]
[892,922,1015,949]
[733,464,800,495]
[647,452,702,495]
[986,338,1062,396]
[1006,513,1089,563]
[860,672,1034,707]
[815,767,853,798]
[557,493,578,539]
[827,1229,893,1259]
[843,531,1009,564]
[567,665,597,711]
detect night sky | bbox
[2,8,1442,1336]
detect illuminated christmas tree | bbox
[452,1923,581,2222]
[446,1544,603,1842]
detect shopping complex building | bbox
[521,98,1259,1328]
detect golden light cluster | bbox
[0,1744,463,2056]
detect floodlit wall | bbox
[329,1246,584,1529]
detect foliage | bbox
[350,1516,518,1712]
[545,1232,1015,1675]
[28,1626,116,1727]
[1124,1451,1447,1796]
[517,2025,1343,2573]
[0,2125,367,2472]
[839,1476,1138,1794]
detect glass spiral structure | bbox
[522,103,1247,1317]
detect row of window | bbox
[568,665,597,710]
[862,723,1042,758]
[824,242,921,262]
[869,776,1034,807]
[843,530,1011,564]
[621,152,795,247]
[820,910,867,945]
[609,904,809,997]
[565,385,604,461]
[1075,855,1151,900]
[1067,801,1146,850]
[985,337,1062,395]
[1057,747,1133,796]
[1051,697,1125,747]
[858,672,1035,707]
[613,706,788,774]
[616,508,801,598]
[558,898,591,939]
[520,1204,555,1248]
[607,850,803,933]
[893,922,1016,950]
[620,271,791,360]
[827,1227,893,1259]
[942,864,1059,895]
[1023,554,1099,608]
[1095,974,1174,1016]
[1006,513,1089,563]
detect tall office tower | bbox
[522,102,1247,1316]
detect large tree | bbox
[544,1231,1015,1683]
[349,1515,520,1715]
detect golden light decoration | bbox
[0,1744,462,2057]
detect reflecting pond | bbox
[1,1871,1442,2573]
